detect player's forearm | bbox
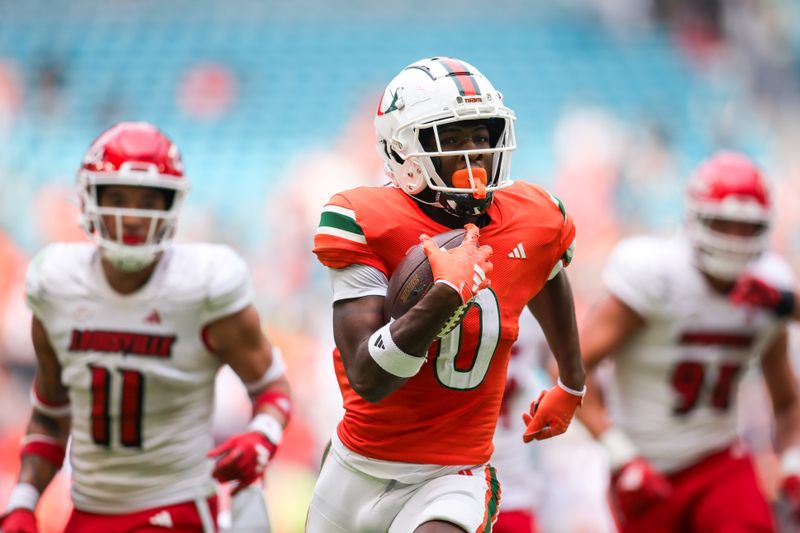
[240,374,292,458]
[774,403,800,452]
[551,346,584,392]
[574,379,611,439]
[390,284,463,354]
[17,411,70,493]
[574,380,642,473]
[251,377,291,427]
[18,454,59,495]
[349,300,449,402]
[347,285,461,402]
[528,272,585,391]
[347,352,408,402]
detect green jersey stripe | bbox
[547,192,567,221]
[320,440,332,470]
[482,465,501,533]
[562,239,576,264]
[319,211,364,236]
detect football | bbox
[384,228,467,323]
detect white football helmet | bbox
[374,57,516,215]
[685,151,772,281]
[77,122,189,272]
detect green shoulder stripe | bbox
[319,205,364,236]
[562,239,575,264]
[547,192,567,221]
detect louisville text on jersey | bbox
[69,329,177,357]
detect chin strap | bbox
[436,191,494,217]
[408,187,493,219]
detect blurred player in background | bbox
[0,122,291,533]
[308,56,584,532]
[578,151,800,532]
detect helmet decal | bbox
[376,89,402,117]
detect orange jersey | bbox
[313,182,575,465]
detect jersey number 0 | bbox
[435,289,501,390]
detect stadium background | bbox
[0,0,799,531]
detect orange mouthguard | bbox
[452,168,487,199]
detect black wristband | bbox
[775,290,796,318]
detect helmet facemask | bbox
[411,116,514,216]
[78,162,189,272]
[686,202,771,282]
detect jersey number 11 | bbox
[89,365,145,448]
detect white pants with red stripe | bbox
[306,434,500,533]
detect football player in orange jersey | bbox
[0,122,291,533]
[576,152,800,532]
[309,57,585,533]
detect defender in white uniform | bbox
[601,236,790,473]
[0,122,292,533]
[578,151,800,532]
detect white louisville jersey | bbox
[603,235,794,473]
[25,242,254,513]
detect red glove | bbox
[610,458,671,519]
[730,274,796,317]
[521,383,583,442]
[421,223,493,304]
[0,509,37,533]
[208,431,276,495]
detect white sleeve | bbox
[25,246,53,319]
[602,237,666,319]
[329,264,388,302]
[201,247,255,325]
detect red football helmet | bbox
[685,151,772,280]
[77,122,189,271]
